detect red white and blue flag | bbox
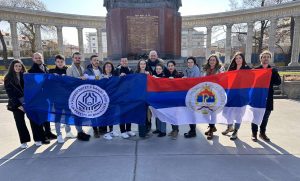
[24,69,272,126]
[147,69,272,125]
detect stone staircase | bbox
[0,84,8,103]
[273,85,288,99]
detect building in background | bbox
[181,28,206,58]
[85,30,107,58]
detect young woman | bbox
[183,56,202,138]
[136,59,150,75]
[203,55,224,140]
[165,60,181,140]
[151,63,167,137]
[4,59,48,148]
[101,61,119,140]
[136,59,152,138]
[222,52,251,140]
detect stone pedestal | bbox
[104,0,182,60]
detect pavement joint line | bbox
[0,153,299,162]
[132,140,138,181]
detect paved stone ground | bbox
[0,99,300,181]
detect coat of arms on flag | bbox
[185,82,227,115]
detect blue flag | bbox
[24,73,147,126]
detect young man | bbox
[84,55,103,80]
[49,54,75,143]
[251,50,281,142]
[114,57,136,139]
[28,52,56,144]
[66,52,91,141]
[83,55,109,139]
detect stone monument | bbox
[104,0,182,60]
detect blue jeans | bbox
[156,118,166,133]
[228,123,241,130]
[53,107,72,135]
[55,123,71,136]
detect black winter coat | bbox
[255,65,281,110]
[49,66,68,75]
[28,63,49,73]
[4,74,24,111]
[114,66,133,76]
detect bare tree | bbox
[0,30,8,66]
[229,0,294,55]
[0,0,56,54]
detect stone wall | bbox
[282,81,300,99]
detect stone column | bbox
[269,19,277,65]
[9,21,20,59]
[206,26,212,59]
[245,22,254,65]
[77,27,84,55]
[96,28,103,60]
[56,25,64,54]
[34,24,43,53]
[225,24,233,64]
[289,16,300,66]
[187,28,193,56]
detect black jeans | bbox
[43,122,51,135]
[12,109,31,144]
[13,109,45,142]
[139,115,150,137]
[251,110,272,134]
[209,124,215,128]
[120,123,131,133]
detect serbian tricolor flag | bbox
[147,69,272,125]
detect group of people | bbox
[4,49,281,149]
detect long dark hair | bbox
[102,61,115,75]
[228,52,247,71]
[136,59,150,73]
[4,59,27,85]
[203,54,221,72]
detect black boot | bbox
[259,132,270,142]
[230,129,238,140]
[251,132,258,142]
[184,130,196,138]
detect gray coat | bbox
[66,63,85,78]
[184,65,202,78]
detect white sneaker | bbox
[127,131,136,137]
[35,141,42,147]
[121,132,130,139]
[57,135,64,144]
[103,133,113,140]
[65,131,75,138]
[20,143,28,149]
[110,131,119,137]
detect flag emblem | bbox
[68,84,110,118]
[185,82,227,114]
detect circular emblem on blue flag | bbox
[185,82,227,114]
[68,84,110,118]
